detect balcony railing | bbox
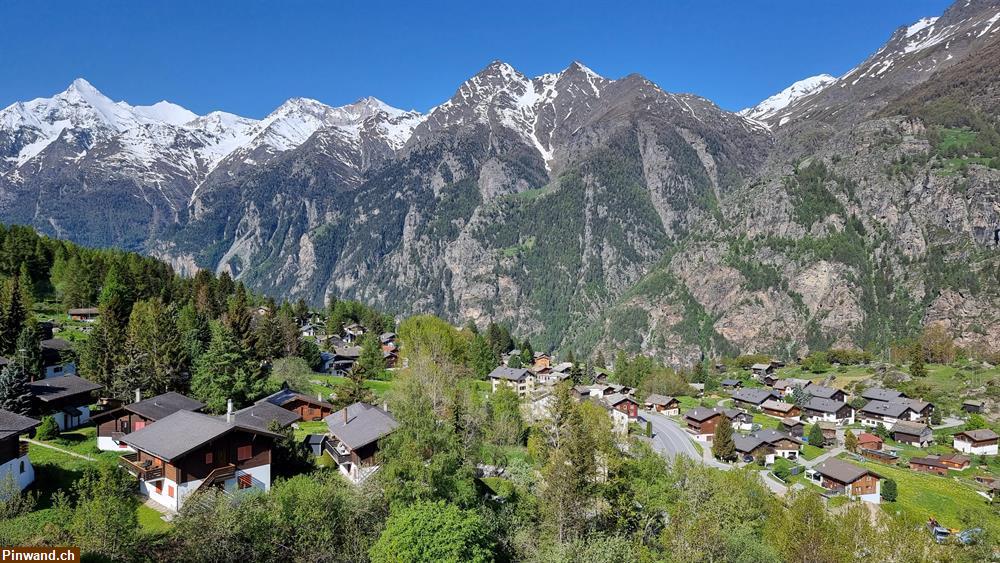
[192,464,236,495]
[119,453,163,481]
[322,440,351,465]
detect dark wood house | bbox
[28,374,102,431]
[0,409,40,492]
[93,391,204,451]
[258,386,334,421]
[120,408,278,512]
[323,402,399,484]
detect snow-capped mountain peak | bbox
[132,100,199,126]
[738,74,837,125]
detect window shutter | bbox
[237,445,252,461]
[205,452,213,465]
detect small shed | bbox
[302,434,327,456]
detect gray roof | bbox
[731,388,776,405]
[604,393,637,407]
[644,394,676,406]
[232,401,301,431]
[121,410,278,461]
[127,392,204,420]
[860,400,912,418]
[684,407,722,422]
[956,429,999,442]
[761,400,797,413]
[734,435,764,454]
[721,379,740,386]
[803,397,850,414]
[861,388,904,402]
[325,402,399,451]
[893,398,932,412]
[260,387,333,410]
[754,429,802,445]
[890,421,931,436]
[28,375,103,402]
[488,366,531,382]
[815,458,875,484]
[751,363,772,370]
[334,346,362,358]
[781,417,804,427]
[68,307,99,315]
[40,338,73,351]
[722,407,752,421]
[772,378,809,389]
[805,384,842,399]
[910,456,948,469]
[0,409,40,440]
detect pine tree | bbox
[468,334,497,379]
[909,342,927,378]
[712,415,736,461]
[292,299,310,324]
[808,423,826,448]
[253,313,284,361]
[298,338,323,371]
[191,324,245,412]
[519,339,534,366]
[333,366,374,410]
[224,283,255,353]
[844,429,858,452]
[507,354,522,368]
[14,321,42,381]
[0,363,32,414]
[0,276,28,355]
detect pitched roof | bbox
[40,338,73,351]
[910,456,948,469]
[893,398,932,412]
[731,388,775,405]
[121,410,278,461]
[28,375,103,402]
[781,417,804,428]
[68,307,99,315]
[260,387,334,410]
[803,397,849,414]
[804,384,842,399]
[761,400,797,413]
[857,432,882,444]
[721,379,740,386]
[891,421,931,435]
[734,435,765,454]
[644,393,676,406]
[956,429,999,442]
[126,392,204,420]
[751,363,772,370]
[814,458,876,484]
[684,407,722,422]
[772,378,809,389]
[721,407,751,420]
[0,409,40,440]
[604,393,637,407]
[324,402,399,451]
[488,366,531,381]
[860,400,912,418]
[754,429,802,446]
[231,401,301,432]
[861,388,904,402]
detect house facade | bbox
[488,366,536,398]
[684,407,722,441]
[811,458,881,504]
[258,387,334,421]
[120,409,278,512]
[323,402,399,483]
[953,429,999,456]
[761,400,800,418]
[67,307,100,322]
[28,374,103,431]
[891,421,933,448]
[802,397,854,425]
[0,410,40,492]
[858,401,914,428]
[644,394,679,415]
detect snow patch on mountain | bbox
[738,74,836,124]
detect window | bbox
[19,461,24,474]
[237,445,253,461]
[153,482,162,494]
[238,474,252,489]
[205,452,213,465]
[167,485,174,498]
[134,420,145,431]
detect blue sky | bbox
[1,0,953,117]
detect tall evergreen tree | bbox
[0,362,32,414]
[909,342,927,378]
[0,276,28,355]
[355,333,386,379]
[519,339,534,366]
[468,334,496,379]
[224,283,255,353]
[14,321,42,380]
[711,416,736,461]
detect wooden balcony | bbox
[119,453,163,481]
[192,464,236,494]
[322,440,351,465]
[18,441,29,457]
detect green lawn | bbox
[292,420,329,442]
[137,504,172,533]
[855,457,998,529]
[801,445,825,460]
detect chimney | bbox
[134,388,141,404]
[226,399,233,423]
[343,406,348,425]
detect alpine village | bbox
[3,0,1000,561]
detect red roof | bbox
[857,432,882,444]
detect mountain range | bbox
[2,0,999,364]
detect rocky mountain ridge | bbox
[1,0,999,364]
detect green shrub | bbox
[881,478,897,502]
[35,416,59,441]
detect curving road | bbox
[642,410,789,494]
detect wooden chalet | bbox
[961,400,983,414]
[910,456,949,476]
[858,400,914,427]
[28,374,103,430]
[781,418,805,437]
[120,407,279,512]
[760,399,800,418]
[856,432,883,451]
[802,397,854,425]
[731,388,779,409]
[684,407,723,440]
[939,453,971,470]
[257,386,334,421]
[891,421,933,448]
[750,363,775,379]
[40,338,76,379]
[953,429,999,456]
[804,383,847,403]
[323,402,399,483]
[810,458,881,503]
[0,410,40,492]
[604,393,639,420]
[67,307,100,322]
[644,394,679,415]
[93,391,204,451]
